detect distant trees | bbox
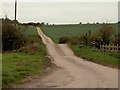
[46,23,49,26]
[96,22,99,24]
[79,22,82,24]
[87,22,90,24]
[41,22,45,25]
[21,22,48,26]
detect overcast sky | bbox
[1,0,119,24]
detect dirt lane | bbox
[36,27,118,88]
[17,27,118,88]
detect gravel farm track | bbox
[16,27,118,88]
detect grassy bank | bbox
[2,43,50,87]
[2,25,50,88]
[70,45,119,68]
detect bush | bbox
[70,36,83,45]
[18,43,39,54]
[59,37,70,44]
[2,24,27,51]
[99,24,114,44]
[89,33,99,42]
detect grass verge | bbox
[2,42,51,88]
[2,26,51,88]
[70,45,119,68]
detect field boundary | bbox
[100,44,120,52]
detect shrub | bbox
[2,24,27,51]
[18,43,39,54]
[114,34,120,45]
[89,33,100,42]
[70,36,83,45]
[59,37,70,44]
[99,24,114,44]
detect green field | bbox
[41,24,118,43]
[2,25,50,87]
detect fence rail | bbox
[100,44,120,52]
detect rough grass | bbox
[41,23,118,43]
[70,45,118,68]
[2,43,49,87]
[2,25,50,88]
